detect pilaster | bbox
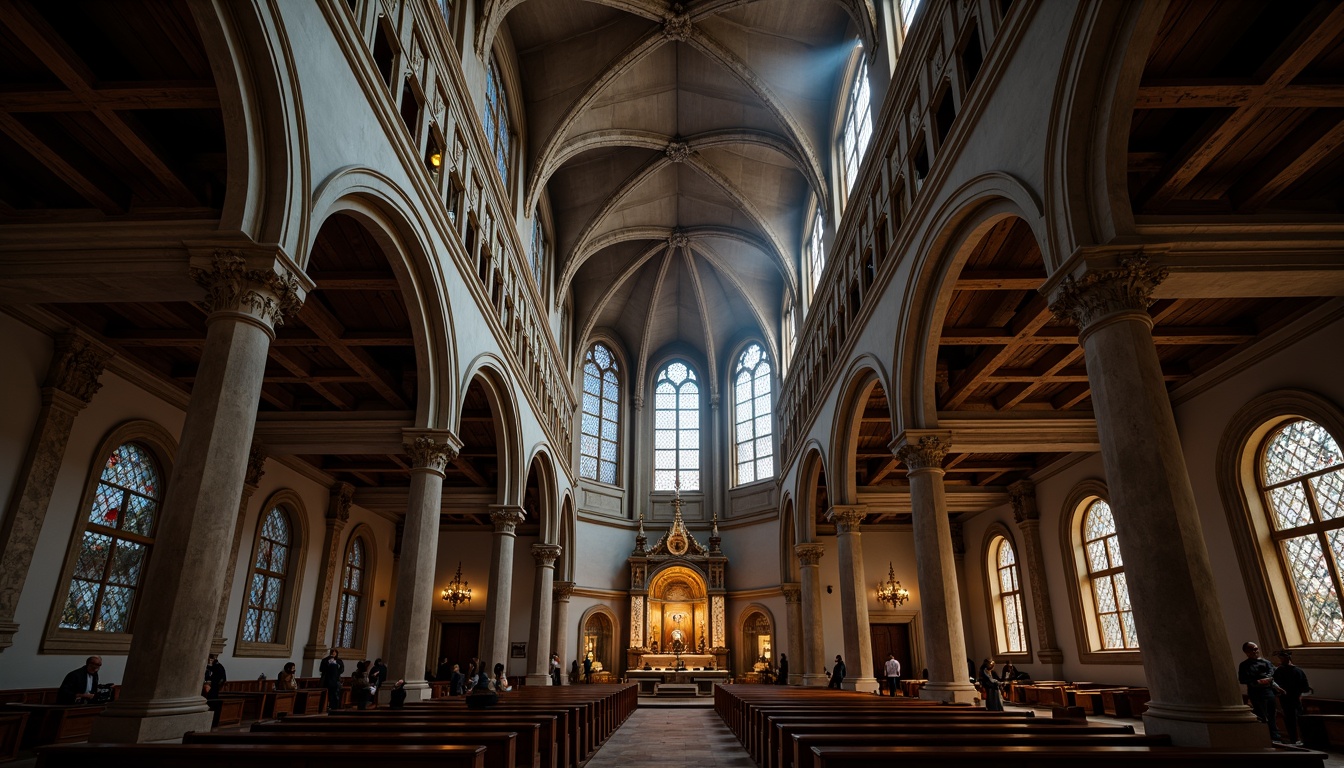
[551,581,575,684]
[825,505,878,692]
[300,482,354,669]
[1008,480,1064,672]
[211,442,267,655]
[782,583,802,686]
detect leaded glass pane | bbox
[656,410,675,430]
[999,542,1015,567]
[249,573,266,607]
[584,370,600,395]
[1114,571,1131,611]
[60,579,98,629]
[754,375,770,398]
[89,483,121,526]
[601,418,617,442]
[243,609,258,642]
[757,456,773,478]
[679,410,698,429]
[348,564,361,593]
[1265,420,1344,485]
[599,462,617,485]
[1269,484,1315,529]
[756,395,772,415]
[680,470,700,490]
[735,379,752,404]
[1094,575,1117,612]
[259,610,277,644]
[682,449,700,468]
[1086,540,1108,573]
[581,413,599,436]
[736,423,753,444]
[755,436,771,456]
[74,532,111,580]
[264,576,281,609]
[350,539,363,568]
[262,509,289,544]
[735,402,752,424]
[1313,470,1344,520]
[654,431,675,450]
[96,585,133,633]
[254,540,271,570]
[755,415,771,438]
[603,377,618,403]
[679,431,697,450]
[583,392,600,416]
[654,470,677,491]
[740,464,756,484]
[1120,610,1139,648]
[737,444,753,464]
[1100,613,1122,649]
[102,443,160,498]
[1106,536,1124,568]
[679,390,698,410]
[600,441,616,462]
[121,494,155,536]
[271,541,287,574]
[1282,533,1343,642]
[1085,500,1115,540]
[655,450,675,469]
[581,434,599,457]
[108,541,144,586]
[998,564,1013,593]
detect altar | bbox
[627,667,732,697]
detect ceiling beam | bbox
[1135,81,1344,110]
[297,298,410,409]
[0,111,121,213]
[953,270,1044,291]
[0,82,220,112]
[941,295,1051,409]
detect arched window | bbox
[484,54,512,189]
[337,535,367,650]
[57,442,162,635]
[580,343,620,485]
[242,507,292,644]
[1258,419,1344,642]
[654,361,700,491]
[1082,499,1138,650]
[807,206,825,298]
[987,535,1027,655]
[529,218,547,296]
[899,0,923,31]
[733,343,774,485]
[782,302,796,370]
[840,55,872,196]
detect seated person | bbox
[493,662,512,692]
[57,656,102,705]
[388,679,407,709]
[465,674,499,708]
[275,661,298,691]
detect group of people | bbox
[432,655,514,696]
[314,649,403,710]
[1240,642,1312,745]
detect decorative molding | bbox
[244,441,268,488]
[662,3,692,41]
[826,505,867,533]
[531,543,562,567]
[327,481,355,523]
[188,251,304,328]
[664,139,691,163]
[44,333,111,405]
[1008,479,1038,523]
[552,580,576,602]
[893,432,952,471]
[794,542,825,566]
[490,506,527,534]
[781,583,802,604]
[402,430,461,473]
[1049,253,1168,331]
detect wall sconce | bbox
[875,562,910,606]
[441,561,472,609]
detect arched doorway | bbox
[739,607,775,681]
[581,609,616,681]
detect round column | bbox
[782,583,802,685]
[481,506,526,671]
[826,505,878,692]
[795,543,827,686]
[551,581,575,684]
[527,544,562,685]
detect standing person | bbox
[204,654,227,699]
[320,648,344,712]
[350,660,372,709]
[828,655,845,689]
[57,656,101,704]
[979,659,1003,711]
[370,657,388,690]
[1239,641,1282,742]
[570,659,580,684]
[449,663,465,696]
[550,653,562,686]
[883,653,901,696]
[583,653,593,684]
[1274,649,1310,746]
[276,662,298,691]
[775,653,788,686]
[436,656,454,682]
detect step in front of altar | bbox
[655,683,699,698]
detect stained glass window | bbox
[59,442,161,633]
[337,536,366,649]
[807,207,825,298]
[484,55,512,189]
[580,344,621,485]
[733,344,774,485]
[900,0,923,31]
[530,218,547,296]
[242,507,291,644]
[993,537,1027,654]
[1083,499,1138,650]
[1260,419,1344,642]
[782,303,796,371]
[653,361,700,491]
[841,56,872,198]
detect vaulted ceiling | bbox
[496,0,869,381]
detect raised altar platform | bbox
[627,668,731,696]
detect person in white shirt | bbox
[883,653,901,697]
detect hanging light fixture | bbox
[875,562,909,606]
[441,561,472,608]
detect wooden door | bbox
[869,623,913,681]
[438,622,481,674]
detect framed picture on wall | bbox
[510,642,527,658]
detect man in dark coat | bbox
[775,654,788,685]
[57,656,101,704]
[1238,641,1282,742]
[204,654,226,699]
[828,655,845,689]
[320,648,345,711]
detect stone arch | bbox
[308,167,459,429]
[979,520,1031,661]
[577,603,623,676]
[524,445,559,542]
[828,357,892,505]
[461,356,524,506]
[737,603,778,674]
[891,172,1047,431]
[556,494,576,582]
[779,493,799,583]
[796,442,828,543]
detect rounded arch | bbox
[308,168,460,429]
[1057,478,1141,664]
[779,493,799,583]
[556,493,576,582]
[737,602,778,674]
[524,445,559,542]
[891,173,1047,431]
[828,357,892,505]
[980,521,1030,660]
[460,356,524,506]
[796,442,829,543]
[335,522,379,653]
[576,603,622,676]
[236,488,311,654]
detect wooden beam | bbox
[451,457,491,487]
[994,346,1081,410]
[0,111,121,213]
[1136,81,1344,110]
[953,270,1043,291]
[297,298,410,409]
[267,348,357,410]
[1231,113,1344,211]
[0,83,219,112]
[942,295,1051,409]
[313,271,403,291]
[868,456,901,484]
[1050,383,1092,410]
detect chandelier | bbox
[441,561,472,608]
[875,562,909,606]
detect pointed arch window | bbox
[807,207,825,299]
[242,507,292,644]
[484,54,512,189]
[1083,499,1138,650]
[58,442,162,634]
[581,343,620,485]
[337,536,368,650]
[530,218,547,296]
[733,344,774,485]
[840,56,872,196]
[988,535,1027,654]
[654,361,700,491]
[1258,418,1344,642]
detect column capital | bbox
[1008,479,1039,524]
[825,505,868,533]
[794,542,825,566]
[552,581,576,602]
[1048,252,1168,332]
[326,481,355,524]
[44,332,112,406]
[781,583,802,604]
[188,250,307,331]
[892,431,952,472]
[401,428,462,474]
[489,505,527,534]
[531,543,562,567]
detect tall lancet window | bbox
[337,535,367,650]
[807,207,825,298]
[654,361,700,491]
[484,54,512,189]
[733,344,774,485]
[989,536,1027,654]
[581,343,620,485]
[1083,499,1139,650]
[841,56,872,196]
[243,506,292,644]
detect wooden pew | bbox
[291,688,327,715]
[3,703,104,748]
[36,743,487,768]
[0,711,29,762]
[220,690,296,720]
[806,744,1325,767]
[186,730,520,768]
[791,732,1170,768]
[259,715,551,768]
[206,697,244,727]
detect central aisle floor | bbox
[583,707,754,767]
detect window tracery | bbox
[733,343,774,485]
[654,361,700,491]
[581,343,620,485]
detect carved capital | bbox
[244,441,268,488]
[402,430,461,473]
[327,481,355,524]
[894,433,952,471]
[794,542,825,566]
[553,580,576,602]
[662,4,692,41]
[490,506,527,534]
[781,584,802,604]
[1008,479,1039,524]
[664,140,691,163]
[1049,253,1168,331]
[633,395,645,411]
[826,505,868,533]
[531,543,562,567]
[189,251,304,329]
[44,333,111,405]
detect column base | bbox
[525,674,552,687]
[842,677,881,693]
[801,674,828,687]
[400,681,433,702]
[919,681,978,705]
[1142,702,1265,748]
[89,697,214,743]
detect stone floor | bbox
[583,707,754,767]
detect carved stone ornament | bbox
[782,585,802,604]
[403,435,457,472]
[328,481,355,523]
[490,507,527,533]
[668,228,690,249]
[895,435,951,471]
[664,140,691,163]
[531,543,562,567]
[1050,253,1169,331]
[44,333,111,405]
[1008,479,1038,524]
[244,441,268,488]
[552,581,576,601]
[827,506,867,534]
[190,251,304,328]
[795,542,825,566]
[663,3,692,41]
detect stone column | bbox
[795,543,827,686]
[526,543,561,685]
[300,482,354,674]
[551,581,575,684]
[1048,253,1259,747]
[894,432,976,705]
[825,505,878,692]
[0,332,110,651]
[1008,480,1065,677]
[481,505,526,671]
[949,520,974,662]
[386,431,458,702]
[211,442,267,655]
[782,583,802,685]
[91,251,307,742]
